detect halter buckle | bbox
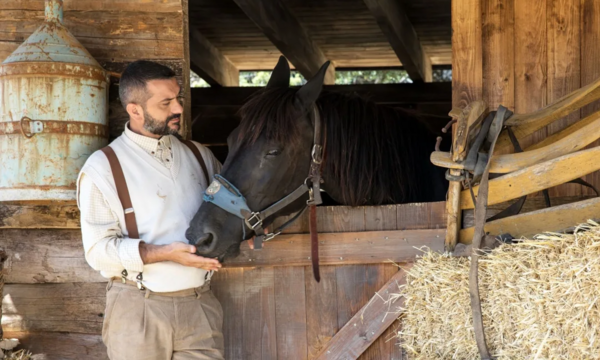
[306,188,316,206]
[245,212,263,230]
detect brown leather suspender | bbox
[181,140,210,185]
[100,139,210,240]
[101,146,140,239]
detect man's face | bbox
[141,78,183,136]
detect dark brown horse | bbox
[186,56,448,261]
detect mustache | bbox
[167,114,181,122]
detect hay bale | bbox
[397,221,600,359]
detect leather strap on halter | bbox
[182,140,210,185]
[101,146,140,239]
[307,106,325,282]
[309,204,320,282]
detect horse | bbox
[185,56,449,261]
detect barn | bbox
[1,0,599,359]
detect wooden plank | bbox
[460,196,600,243]
[4,331,107,360]
[514,0,547,150]
[0,0,181,12]
[482,0,514,112]
[210,268,245,360]
[274,267,307,360]
[462,195,593,228]
[1,229,104,284]
[2,282,106,334]
[226,228,445,269]
[363,0,431,82]
[189,27,239,87]
[232,0,335,84]
[0,203,80,229]
[460,147,600,210]
[0,10,183,41]
[243,267,277,360]
[305,266,338,359]
[581,0,600,197]
[314,265,412,360]
[451,0,483,110]
[191,83,452,107]
[546,0,581,197]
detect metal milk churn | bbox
[0,0,109,201]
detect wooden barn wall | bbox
[453,0,600,198]
[0,0,193,139]
[1,203,446,359]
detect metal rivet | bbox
[385,236,389,240]
[308,257,311,260]
[339,257,343,260]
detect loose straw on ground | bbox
[395,221,600,359]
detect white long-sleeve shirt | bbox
[77,124,222,278]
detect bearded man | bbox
[77,60,224,360]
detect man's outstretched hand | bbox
[140,241,221,271]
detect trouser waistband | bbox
[108,277,210,299]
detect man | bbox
[77,60,224,360]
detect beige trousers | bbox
[102,279,224,360]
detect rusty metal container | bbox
[0,0,109,201]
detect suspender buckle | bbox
[136,272,146,291]
[121,269,128,284]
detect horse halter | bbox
[202,106,325,281]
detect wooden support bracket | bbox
[313,264,412,359]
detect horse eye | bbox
[265,149,281,158]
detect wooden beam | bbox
[2,283,106,334]
[189,27,239,87]
[181,0,192,139]
[363,0,432,82]
[231,0,335,84]
[460,196,600,244]
[226,229,445,267]
[191,82,452,107]
[313,264,412,359]
[460,147,600,210]
[5,332,106,360]
[0,203,80,229]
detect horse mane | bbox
[237,87,438,206]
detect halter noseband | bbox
[202,106,325,277]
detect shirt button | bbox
[151,151,155,154]
[166,159,170,162]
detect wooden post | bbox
[0,249,7,339]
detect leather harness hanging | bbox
[100,138,209,290]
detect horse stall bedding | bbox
[395,221,600,359]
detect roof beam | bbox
[232,0,336,84]
[189,27,239,87]
[363,0,432,82]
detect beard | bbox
[142,109,181,137]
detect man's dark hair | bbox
[119,60,177,109]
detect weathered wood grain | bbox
[314,265,411,360]
[2,282,106,334]
[0,1,181,12]
[482,0,514,112]
[242,267,277,360]
[514,0,547,150]
[4,331,108,360]
[0,203,79,229]
[274,267,307,360]
[305,266,338,359]
[1,229,104,284]
[189,27,239,87]
[210,268,245,360]
[460,147,600,209]
[460,196,600,243]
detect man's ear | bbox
[126,103,143,122]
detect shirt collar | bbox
[124,122,172,155]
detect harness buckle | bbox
[306,188,316,206]
[245,212,263,230]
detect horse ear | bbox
[295,61,331,110]
[266,56,290,88]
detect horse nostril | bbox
[195,233,217,254]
